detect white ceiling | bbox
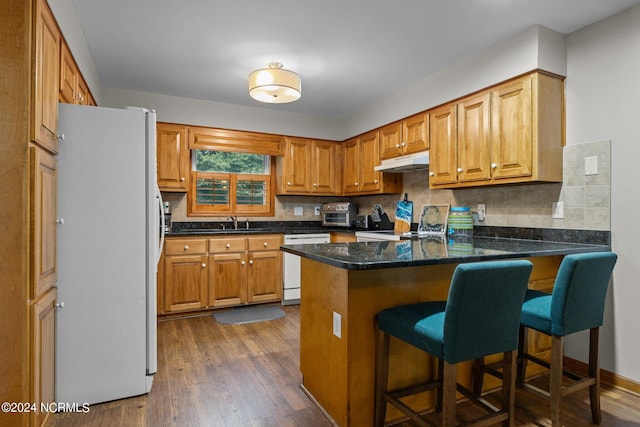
[72,0,640,119]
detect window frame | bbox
[187,155,275,217]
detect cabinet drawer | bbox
[248,235,282,251]
[165,239,207,255]
[209,237,246,253]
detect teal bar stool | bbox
[374,260,533,427]
[516,251,617,426]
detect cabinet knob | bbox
[374,179,379,184]
[429,172,435,177]
[401,142,406,147]
[263,242,268,247]
[241,260,246,265]
[249,260,254,265]
[491,163,498,169]
[354,182,359,186]
[287,181,291,186]
[313,183,317,187]
[457,168,463,173]
[396,144,401,148]
[56,218,64,225]
[183,245,189,250]
[180,177,185,182]
[226,243,231,248]
[55,301,65,309]
[201,263,206,268]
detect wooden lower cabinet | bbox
[209,251,247,308]
[247,245,282,303]
[164,254,208,312]
[163,235,282,315]
[30,286,57,427]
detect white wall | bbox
[564,4,640,382]
[101,88,346,140]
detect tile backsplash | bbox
[164,140,610,231]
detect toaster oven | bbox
[321,202,357,227]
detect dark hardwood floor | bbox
[53,305,640,426]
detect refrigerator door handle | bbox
[157,185,165,263]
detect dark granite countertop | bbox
[166,221,344,237]
[280,236,610,270]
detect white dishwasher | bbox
[283,233,331,305]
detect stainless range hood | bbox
[374,151,429,173]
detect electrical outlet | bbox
[477,204,486,221]
[294,206,303,216]
[314,206,321,216]
[552,201,564,219]
[333,311,342,338]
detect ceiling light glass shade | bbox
[248,62,301,103]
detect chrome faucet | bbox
[228,216,238,230]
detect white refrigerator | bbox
[56,103,164,404]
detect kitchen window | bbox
[188,150,274,216]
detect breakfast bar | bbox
[280,236,608,426]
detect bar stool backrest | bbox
[443,260,532,363]
[550,252,618,336]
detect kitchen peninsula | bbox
[280,235,609,426]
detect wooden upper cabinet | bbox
[60,39,94,106]
[359,131,382,192]
[31,0,60,154]
[380,113,429,160]
[429,71,564,189]
[379,122,403,160]
[428,103,458,186]
[311,140,340,194]
[59,40,78,104]
[280,137,312,193]
[342,138,360,194]
[277,137,340,195]
[343,131,402,195]
[490,76,533,180]
[157,123,190,192]
[457,92,492,183]
[30,147,58,299]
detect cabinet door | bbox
[209,252,247,308]
[247,250,282,303]
[491,76,533,179]
[429,103,458,186]
[379,122,403,160]
[359,131,382,192]
[457,93,491,183]
[284,137,312,193]
[31,0,60,153]
[30,147,57,299]
[76,76,90,105]
[164,255,208,312]
[342,138,360,194]
[157,123,190,191]
[59,41,78,104]
[312,140,338,194]
[31,287,56,427]
[402,112,429,155]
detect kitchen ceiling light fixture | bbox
[248,62,301,103]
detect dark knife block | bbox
[372,213,393,230]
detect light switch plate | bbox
[585,156,598,175]
[294,206,303,216]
